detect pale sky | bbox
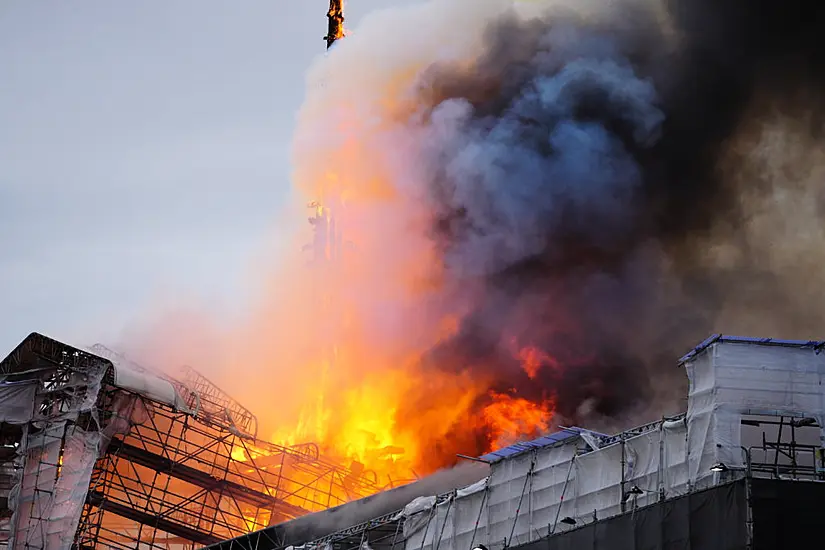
[0,1,415,354]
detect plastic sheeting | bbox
[405,422,692,550]
[111,361,191,412]
[404,338,825,550]
[9,424,101,549]
[516,480,748,550]
[0,334,204,549]
[684,339,825,485]
[0,382,37,424]
[479,429,588,463]
[750,477,825,549]
[400,496,438,539]
[5,351,109,550]
[90,343,195,414]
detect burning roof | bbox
[204,334,825,550]
[0,333,400,547]
[130,0,825,519]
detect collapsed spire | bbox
[325,0,345,49]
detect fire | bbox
[517,345,560,380]
[230,443,268,463]
[262,363,483,482]
[135,0,564,508]
[326,1,346,46]
[248,344,556,482]
[242,509,270,533]
[231,445,247,462]
[482,392,555,449]
[226,1,562,484]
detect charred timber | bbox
[325,0,344,49]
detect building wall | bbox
[506,478,825,550]
[512,480,748,550]
[750,478,825,550]
[405,338,825,550]
[684,338,825,483]
[202,337,825,550]
[404,421,692,550]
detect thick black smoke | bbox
[395,0,825,463]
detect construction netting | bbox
[684,338,825,483]
[0,351,108,550]
[402,418,691,550]
[402,338,825,550]
[0,383,38,425]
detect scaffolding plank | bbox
[108,437,308,516]
[86,490,223,546]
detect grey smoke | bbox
[421,19,665,278]
[393,0,825,461]
[269,462,489,535]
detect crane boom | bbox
[325,0,345,49]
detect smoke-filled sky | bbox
[4,0,825,477]
[285,0,825,462]
[0,0,416,354]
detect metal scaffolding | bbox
[0,333,385,549]
[200,413,825,550]
[741,414,825,481]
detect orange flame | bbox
[327,0,346,47]
[517,345,560,380]
[483,392,555,449]
[133,1,560,506]
[242,509,271,533]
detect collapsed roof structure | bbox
[205,335,825,550]
[0,333,391,549]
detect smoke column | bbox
[127,0,825,477]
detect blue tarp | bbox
[479,426,606,463]
[677,334,825,364]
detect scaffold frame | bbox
[0,333,387,549]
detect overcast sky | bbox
[0,1,415,354]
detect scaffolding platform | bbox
[0,333,385,549]
[203,335,825,550]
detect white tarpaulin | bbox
[5,347,109,550]
[405,419,692,550]
[0,383,37,424]
[89,344,195,414]
[684,338,825,485]
[9,425,101,549]
[400,496,438,538]
[405,337,825,550]
[111,362,188,411]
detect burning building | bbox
[1,333,823,549]
[203,335,825,550]
[4,0,825,547]
[325,0,345,49]
[190,0,825,489]
[0,333,396,549]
